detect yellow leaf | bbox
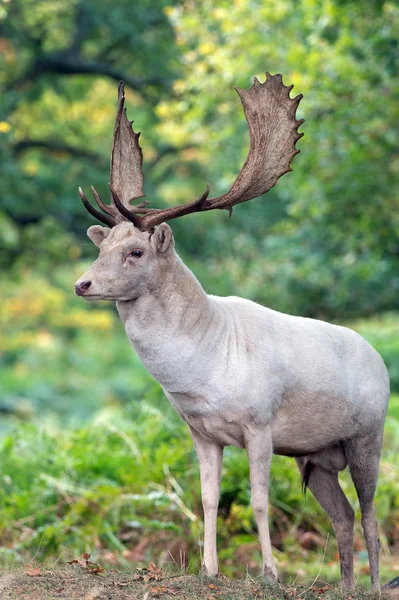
[0,121,11,133]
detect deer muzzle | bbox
[75,280,92,296]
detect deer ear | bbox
[151,223,174,254]
[87,225,111,247]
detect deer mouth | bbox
[81,293,115,301]
[82,293,133,302]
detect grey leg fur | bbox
[189,426,223,576]
[246,426,278,580]
[346,436,382,591]
[296,458,355,589]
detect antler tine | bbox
[195,183,211,204]
[91,185,115,216]
[78,187,116,228]
[135,184,211,230]
[109,185,143,228]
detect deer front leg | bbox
[245,426,278,581]
[189,426,223,576]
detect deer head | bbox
[75,73,303,301]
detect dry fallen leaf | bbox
[208,583,218,589]
[26,567,43,577]
[66,553,104,574]
[85,589,103,600]
[133,562,163,583]
[313,585,331,594]
[147,562,163,580]
[151,585,167,597]
[86,563,105,574]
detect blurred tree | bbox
[0,0,182,234]
[0,0,398,318]
[159,0,399,318]
[1,0,399,573]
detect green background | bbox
[0,0,398,586]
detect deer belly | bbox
[271,395,353,456]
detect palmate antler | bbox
[79,73,304,230]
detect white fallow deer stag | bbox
[75,73,389,590]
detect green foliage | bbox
[0,263,155,428]
[1,0,399,587]
[1,0,398,318]
[351,315,399,396]
[0,394,398,583]
[1,265,399,582]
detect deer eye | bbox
[130,249,143,258]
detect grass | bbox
[1,295,399,587]
[0,562,394,600]
[0,401,398,584]
[0,395,398,584]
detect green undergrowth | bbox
[1,273,399,584]
[0,395,398,583]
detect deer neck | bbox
[116,253,217,389]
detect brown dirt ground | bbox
[0,564,397,600]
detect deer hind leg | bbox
[296,455,355,589]
[346,434,383,591]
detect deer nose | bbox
[75,281,92,296]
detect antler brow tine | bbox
[78,187,115,228]
[109,184,143,229]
